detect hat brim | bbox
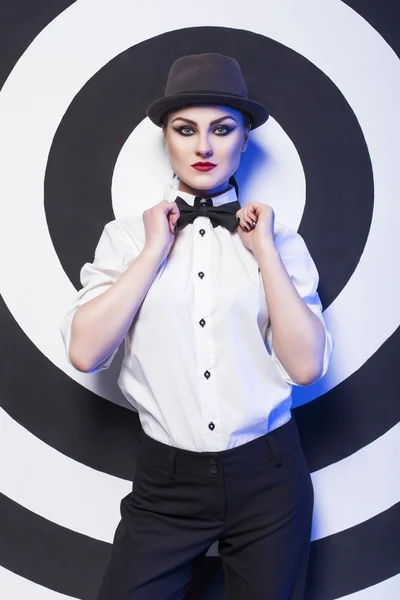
[146,93,269,130]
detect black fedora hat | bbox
[146,52,270,130]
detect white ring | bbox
[0,0,398,401]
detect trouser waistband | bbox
[138,416,300,479]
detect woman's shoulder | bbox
[114,214,144,231]
[273,220,297,243]
[102,214,145,245]
[273,220,315,267]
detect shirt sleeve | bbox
[265,227,334,386]
[60,218,141,372]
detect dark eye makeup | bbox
[172,125,235,136]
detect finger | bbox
[164,206,174,232]
[236,208,243,227]
[237,216,250,232]
[161,199,179,215]
[164,201,181,229]
[237,208,255,232]
[168,201,180,216]
[244,203,261,226]
[249,202,264,214]
[246,206,258,220]
[168,213,178,235]
[245,210,257,227]
[242,209,257,229]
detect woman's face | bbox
[162,104,250,196]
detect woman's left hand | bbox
[236,202,276,255]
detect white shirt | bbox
[61,176,333,452]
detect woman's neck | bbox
[177,178,231,198]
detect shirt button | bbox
[198,271,205,279]
[199,229,206,236]
[211,466,218,474]
[209,457,217,465]
[208,422,215,431]
[199,319,206,327]
[204,370,211,379]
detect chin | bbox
[180,171,226,193]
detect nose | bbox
[195,132,213,158]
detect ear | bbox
[243,125,250,149]
[242,128,250,152]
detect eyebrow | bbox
[171,115,238,126]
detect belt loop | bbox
[169,448,176,479]
[267,434,282,467]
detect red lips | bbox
[192,162,216,172]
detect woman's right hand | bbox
[142,199,180,261]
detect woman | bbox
[61,53,333,600]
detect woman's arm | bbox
[236,202,332,387]
[69,246,164,373]
[64,201,179,373]
[254,239,326,386]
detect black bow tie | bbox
[175,195,241,233]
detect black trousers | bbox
[97,416,314,600]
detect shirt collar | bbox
[162,175,238,207]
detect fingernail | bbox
[174,224,177,233]
[244,226,249,232]
[236,217,240,223]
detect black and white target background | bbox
[0,0,399,598]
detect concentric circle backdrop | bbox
[0,0,399,598]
